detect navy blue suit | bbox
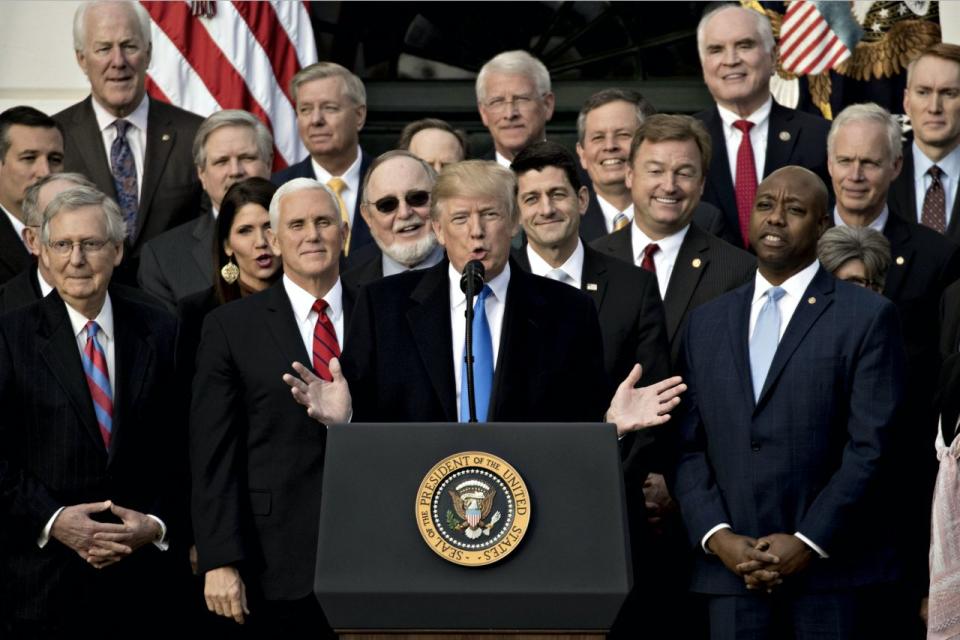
[674,267,904,601]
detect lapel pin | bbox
[896,256,905,265]
[779,131,791,142]
[692,258,702,268]
[162,133,171,141]
[808,296,816,304]
[586,283,598,291]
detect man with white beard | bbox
[342,150,444,295]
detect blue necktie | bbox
[110,119,139,241]
[749,286,785,401]
[460,285,493,422]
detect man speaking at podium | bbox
[284,160,685,439]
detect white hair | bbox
[269,178,341,232]
[696,4,775,60]
[476,50,551,104]
[40,185,127,245]
[828,102,903,161]
[73,1,152,52]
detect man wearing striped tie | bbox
[0,185,181,635]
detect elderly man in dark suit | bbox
[137,110,273,311]
[272,62,373,258]
[695,4,831,250]
[54,1,204,282]
[674,166,905,639]
[0,185,181,635]
[191,177,351,634]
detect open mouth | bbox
[600,158,625,167]
[654,196,681,205]
[394,222,423,235]
[255,254,273,268]
[759,233,785,246]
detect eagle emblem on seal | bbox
[448,480,501,539]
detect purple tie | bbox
[110,119,139,241]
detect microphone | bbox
[460,259,485,296]
[460,260,485,423]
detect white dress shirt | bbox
[449,262,510,417]
[631,223,690,301]
[37,268,54,297]
[525,240,584,289]
[91,94,148,199]
[596,194,635,234]
[283,274,346,356]
[494,151,512,169]
[717,98,772,186]
[912,142,960,227]
[702,259,829,559]
[833,205,889,233]
[382,244,444,277]
[312,148,363,229]
[1,204,28,250]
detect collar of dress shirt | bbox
[37,267,54,297]
[382,243,444,277]
[449,261,511,311]
[1,203,26,245]
[596,194,634,231]
[91,93,149,134]
[717,97,773,134]
[311,147,362,192]
[914,141,960,185]
[525,239,584,288]
[833,205,888,233]
[752,258,820,306]
[631,221,689,264]
[494,151,512,169]
[64,291,114,342]
[283,274,343,325]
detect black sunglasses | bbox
[370,190,430,214]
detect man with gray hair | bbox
[695,3,830,250]
[190,177,350,633]
[829,101,960,636]
[476,50,556,167]
[54,1,204,281]
[137,109,274,311]
[272,61,374,258]
[0,185,182,635]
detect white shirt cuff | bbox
[147,514,169,551]
[794,531,828,558]
[702,522,731,554]
[37,506,66,548]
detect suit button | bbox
[751,441,760,451]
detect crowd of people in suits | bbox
[1,1,960,638]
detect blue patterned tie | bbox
[110,119,139,240]
[460,285,493,422]
[749,286,786,401]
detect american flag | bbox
[141,0,318,170]
[779,0,863,76]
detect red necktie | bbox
[641,243,659,274]
[81,321,113,449]
[733,119,757,248]
[922,165,947,234]
[311,299,341,381]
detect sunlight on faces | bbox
[749,169,826,279]
[517,166,588,251]
[700,7,775,115]
[225,203,278,290]
[577,100,638,189]
[626,138,704,239]
[76,2,151,117]
[433,195,517,279]
[904,56,960,154]
[828,120,902,220]
[361,156,437,266]
[198,126,271,209]
[0,125,64,214]
[269,188,346,288]
[478,73,555,158]
[407,128,464,174]
[295,76,365,161]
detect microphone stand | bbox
[460,260,485,423]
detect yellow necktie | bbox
[326,177,352,256]
[613,212,631,231]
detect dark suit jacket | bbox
[941,278,960,358]
[53,97,204,261]
[190,280,353,601]
[0,210,31,286]
[340,243,384,301]
[591,222,756,366]
[890,144,960,244]
[271,150,374,255]
[938,353,960,448]
[696,101,832,249]
[138,213,214,312]
[580,194,738,247]
[0,288,181,623]
[674,267,905,594]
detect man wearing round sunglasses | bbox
[343,150,444,295]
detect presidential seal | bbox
[415,451,531,567]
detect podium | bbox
[314,423,633,638]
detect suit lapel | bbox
[263,283,311,367]
[763,103,801,177]
[407,264,457,421]
[663,225,709,342]
[109,295,152,463]
[882,214,915,301]
[726,283,755,411]
[489,265,540,420]
[137,99,177,240]
[191,214,214,280]
[71,98,117,200]
[704,108,739,234]
[889,151,916,223]
[580,246,608,311]
[580,193,609,243]
[601,225,633,263]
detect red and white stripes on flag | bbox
[779,1,856,76]
[141,1,318,170]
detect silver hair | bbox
[40,185,127,245]
[290,62,366,106]
[696,4,775,60]
[817,225,892,290]
[827,102,902,161]
[476,50,551,104]
[193,109,274,168]
[73,1,152,52]
[576,88,656,144]
[23,173,96,227]
[268,177,341,232]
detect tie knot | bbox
[929,165,943,180]
[767,286,786,303]
[733,119,754,134]
[545,268,568,283]
[114,119,131,136]
[312,299,329,315]
[326,177,346,195]
[613,212,631,231]
[85,320,101,339]
[643,243,660,260]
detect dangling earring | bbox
[220,257,239,284]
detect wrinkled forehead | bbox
[367,158,433,197]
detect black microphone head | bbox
[459,260,485,294]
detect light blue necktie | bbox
[460,285,493,422]
[749,286,786,401]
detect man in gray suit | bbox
[137,110,273,311]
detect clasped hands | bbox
[50,500,160,569]
[708,529,814,593]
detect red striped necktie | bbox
[81,321,113,449]
[312,299,341,381]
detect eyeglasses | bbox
[839,275,875,289]
[47,238,112,256]
[369,190,430,214]
[482,94,543,114]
